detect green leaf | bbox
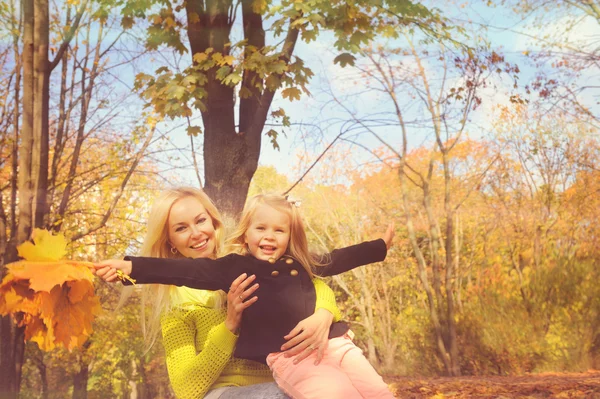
[268,61,288,74]
[223,73,243,86]
[265,129,280,151]
[167,85,186,100]
[222,55,235,66]
[265,74,281,91]
[216,66,231,81]
[187,126,203,136]
[181,74,198,86]
[121,16,134,29]
[193,52,208,63]
[333,53,356,68]
[301,29,318,42]
[281,87,302,101]
[271,108,286,118]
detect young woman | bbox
[97,193,395,399]
[121,188,343,399]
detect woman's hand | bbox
[93,260,133,282]
[281,308,334,365]
[225,273,259,334]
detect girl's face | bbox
[244,204,291,262]
[167,196,216,259]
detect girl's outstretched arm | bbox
[95,255,234,292]
[315,223,395,277]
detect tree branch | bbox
[49,0,89,72]
[70,127,155,242]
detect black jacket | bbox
[126,239,387,364]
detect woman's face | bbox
[167,196,216,259]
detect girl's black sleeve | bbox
[124,255,236,292]
[313,239,387,277]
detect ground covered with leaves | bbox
[387,371,600,398]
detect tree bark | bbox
[0,0,33,396]
[31,346,48,399]
[72,340,92,399]
[72,365,89,399]
[442,152,460,376]
[32,0,49,229]
[184,0,299,216]
[0,0,50,395]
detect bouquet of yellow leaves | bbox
[0,229,102,351]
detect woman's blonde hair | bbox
[226,194,318,278]
[127,187,226,349]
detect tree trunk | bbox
[72,365,89,399]
[184,0,295,217]
[444,209,460,376]
[202,104,255,218]
[32,0,50,229]
[442,152,460,376]
[0,0,34,396]
[72,341,92,399]
[398,162,453,375]
[0,318,25,399]
[0,0,50,395]
[128,359,139,399]
[31,346,48,399]
[137,357,148,399]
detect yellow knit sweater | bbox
[161,279,341,399]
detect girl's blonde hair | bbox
[126,187,226,349]
[226,194,319,278]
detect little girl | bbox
[96,194,395,399]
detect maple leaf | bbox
[333,53,356,68]
[17,228,68,261]
[281,87,302,101]
[0,229,102,351]
[7,261,95,292]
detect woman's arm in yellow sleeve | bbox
[312,278,342,322]
[161,309,237,399]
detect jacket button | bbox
[271,270,279,277]
[290,269,298,277]
[268,257,276,264]
[285,258,293,264]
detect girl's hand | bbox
[281,308,334,365]
[93,260,132,282]
[225,273,259,334]
[383,222,395,249]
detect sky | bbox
[247,1,600,186]
[6,0,595,191]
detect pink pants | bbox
[266,335,394,399]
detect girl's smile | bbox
[244,204,291,262]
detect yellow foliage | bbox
[0,229,102,351]
[251,0,267,13]
[17,228,68,261]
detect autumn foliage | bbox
[0,230,101,351]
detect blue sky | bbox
[6,0,593,190]
[248,1,600,186]
[54,0,590,191]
